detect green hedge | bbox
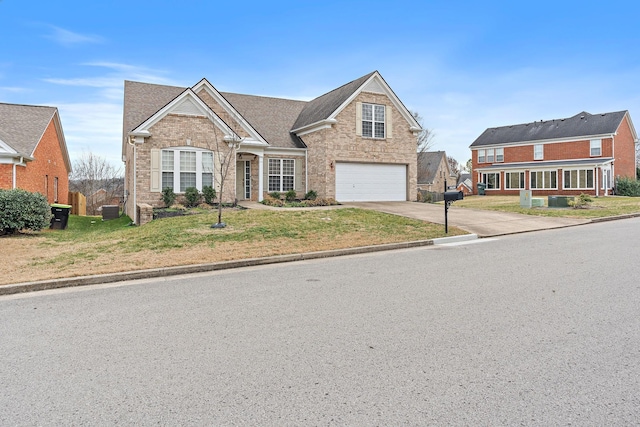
[0,189,52,234]
[615,177,640,197]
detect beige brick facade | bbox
[302,92,417,200]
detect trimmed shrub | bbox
[615,177,640,197]
[304,190,317,200]
[269,191,281,200]
[161,187,177,207]
[184,187,201,207]
[285,189,297,202]
[0,189,52,234]
[261,194,284,207]
[569,193,593,209]
[202,185,217,204]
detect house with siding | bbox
[0,103,71,203]
[122,71,422,224]
[470,111,638,196]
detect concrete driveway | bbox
[343,201,590,237]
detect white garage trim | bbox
[335,162,407,202]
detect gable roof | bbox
[123,71,419,153]
[0,103,58,157]
[471,111,629,147]
[122,80,185,143]
[292,72,376,130]
[457,173,471,186]
[417,151,448,184]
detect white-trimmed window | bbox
[563,169,594,189]
[495,148,504,162]
[590,139,602,156]
[161,148,214,192]
[362,103,385,138]
[504,172,525,189]
[530,170,557,189]
[478,149,486,163]
[534,144,544,160]
[268,158,295,192]
[481,172,500,189]
[486,149,495,163]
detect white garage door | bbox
[335,162,407,202]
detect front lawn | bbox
[2,208,465,285]
[453,195,640,218]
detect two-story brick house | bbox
[122,71,422,224]
[470,111,638,196]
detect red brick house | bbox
[0,103,71,203]
[470,111,638,196]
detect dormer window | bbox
[362,103,385,138]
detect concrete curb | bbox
[432,234,478,245]
[0,236,470,296]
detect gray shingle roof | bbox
[220,92,307,149]
[0,103,57,157]
[471,111,628,147]
[122,80,186,142]
[417,151,446,184]
[292,71,376,130]
[123,71,379,151]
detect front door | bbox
[235,160,251,200]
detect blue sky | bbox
[1,0,639,170]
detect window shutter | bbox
[150,149,160,192]
[386,105,393,138]
[295,158,302,191]
[355,102,362,136]
[263,157,269,191]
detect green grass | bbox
[453,195,640,218]
[42,208,464,254]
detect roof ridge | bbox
[221,91,308,103]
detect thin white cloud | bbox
[0,86,29,93]
[45,26,104,47]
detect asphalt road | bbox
[1,218,639,425]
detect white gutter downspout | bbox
[127,136,137,225]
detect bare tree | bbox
[411,110,435,153]
[208,119,242,228]
[70,152,123,215]
[465,158,473,175]
[447,156,460,176]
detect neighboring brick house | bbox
[470,111,638,196]
[456,173,473,196]
[417,151,457,192]
[122,71,422,224]
[0,103,71,203]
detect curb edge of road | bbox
[1,234,474,296]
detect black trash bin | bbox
[50,204,72,230]
[477,182,486,196]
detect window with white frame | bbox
[495,148,504,162]
[590,139,601,156]
[268,158,295,192]
[563,169,594,189]
[530,170,557,189]
[478,149,486,163]
[161,148,214,192]
[504,171,525,189]
[486,148,495,163]
[481,172,500,189]
[534,144,544,160]
[362,103,385,138]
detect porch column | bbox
[258,154,264,202]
